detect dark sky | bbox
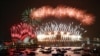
[0,0,100,41]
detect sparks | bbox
[30,6,95,25]
[36,21,86,41]
[10,22,35,41]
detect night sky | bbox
[0,0,100,41]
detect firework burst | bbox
[36,21,87,41]
[10,22,35,41]
[30,6,94,25]
[36,21,86,35]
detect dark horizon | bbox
[0,0,100,41]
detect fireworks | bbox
[30,6,94,25]
[36,21,86,41]
[10,22,35,41]
[36,21,85,35]
[10,5,95,43]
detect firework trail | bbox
[10,22,35,41]
[30,6,94,25]
[36,21,87,41]
[36,21,86,35]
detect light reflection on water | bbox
[8,47,82,56]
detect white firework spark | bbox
[36,21,86,35]
[35,21,86,41]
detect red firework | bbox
[10,22,35,41]
[30,6,95,25]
